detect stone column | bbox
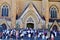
[42,0,49,29]
[11,0,16,29]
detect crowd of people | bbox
[0,28,60,40]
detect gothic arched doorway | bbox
[27,23,34,29]
[1,23,7,30]
[52,25,58,31]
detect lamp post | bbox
[48,24,50,32]
[48,23,51,39]
[16,22,20,30]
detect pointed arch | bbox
[16,2,45,29]
[1,23,7,30]
[0,21,11,30]
[1,2,10,17]
[1,2,10,9]
[26,16,34,29]
[49,5,58,18]
[50,21,59,31]
[27,17,34,23]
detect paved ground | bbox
[0,36,60,40]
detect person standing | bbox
[42,34,47,40]
[51,34,54,40]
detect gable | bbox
[50,21,60,30]
[16,2,45,21]
[16,2,45,24]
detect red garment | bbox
[51,38,54,40]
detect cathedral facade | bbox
[0,0,60,31]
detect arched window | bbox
[50,6,57,18]
[2,5,9,16]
